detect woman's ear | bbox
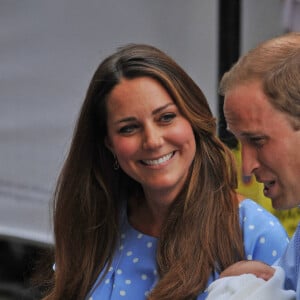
[104,136,114,153]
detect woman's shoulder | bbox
[238,197,289,264]
[239,198,277,221]
[238,197,288,236]
[238,197,289,235]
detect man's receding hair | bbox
[220,32,300,123]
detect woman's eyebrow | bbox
[114,103,175,125]
[152,103,175,115]
[115,116,136,125]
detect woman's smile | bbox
[140,151,175,166]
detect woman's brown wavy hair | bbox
[42,44,244,300]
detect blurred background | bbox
[0,0,299,299]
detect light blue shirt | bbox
[87,199,289,300]
[277,222,300,299]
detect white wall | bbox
[241,0,284,53]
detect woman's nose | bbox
[142,125,163,150]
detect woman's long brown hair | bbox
[42,44,244,300]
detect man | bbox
[219,32,300,297]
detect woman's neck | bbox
[128,192,171,237]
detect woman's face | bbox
[105,77,196,199]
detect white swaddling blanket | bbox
[206,266,296,300]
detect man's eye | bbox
[160,113,176,122]
[249,137,265,147]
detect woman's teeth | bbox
[142,152,173,166]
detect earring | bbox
[113,155,119,170]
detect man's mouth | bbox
[263,180,276,193]
[141,151,175,166]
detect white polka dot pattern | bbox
[87,199,289,299]
[239,200,289,266]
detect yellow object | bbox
[232,144,300,237]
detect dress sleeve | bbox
[239,199,289,265]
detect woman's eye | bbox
[119,124,138,134]
[160,113,176,123]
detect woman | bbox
[42,44,288,299]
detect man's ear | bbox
[104,136,114,153]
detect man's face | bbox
[224,80,300,209]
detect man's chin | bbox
[269,197,285,210]
[271,197,296,210]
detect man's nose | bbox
[142,125,163,150]
[241,144,260,177]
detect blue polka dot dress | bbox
[86,199,289,300]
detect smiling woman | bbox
[39,44,289,300]
[105,77,196,212]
